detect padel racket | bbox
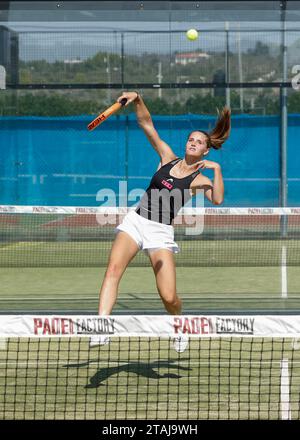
[87,97,128,131]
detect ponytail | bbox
[208,106,231,150]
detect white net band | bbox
[0,315,300,338]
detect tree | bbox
[248,41,270,56]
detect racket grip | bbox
[87,98,128,131]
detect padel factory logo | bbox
[173,317,213,335]
[205,207,230,214]
[0,206,16,213]
[76,207,98,214]
[32,206,59,213]
[215,317,255,335]
[173,316,255,335]
[248,208,274,215]
[33,317,115,335]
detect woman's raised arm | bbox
[117,92,176,164]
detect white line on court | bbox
[281,245,288,299]
[280,358,292,420]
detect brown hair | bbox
[189,106,231,150]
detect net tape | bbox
[1,205,300,215]
[0,315,300,338]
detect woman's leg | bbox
[148,248,188,353]
[99,231,140,314]
[148,248,182,315]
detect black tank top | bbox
[136,158,199,225]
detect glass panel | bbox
[0,1,297,208]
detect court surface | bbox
[1,265,300,314]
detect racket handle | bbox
[119,98,127,106]
[87,98,128,131]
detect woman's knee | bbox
[105,262,124,280]
[160,292,180,307]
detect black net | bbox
[0,207,299,267]
[0,335,299,420]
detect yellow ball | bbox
[186,29,198,41]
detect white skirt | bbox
[116,210,179,254]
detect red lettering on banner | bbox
[173,317,182,334]
[43,318,51,335]
[69,319,74,334]
[61,318,68,334]
[173,317,212,335]
[190,318,198,334]
[33,317,74,335]
[201,317,210,334]
[182,318,191,334]
[52,318,59,334]
[34,318,43,335]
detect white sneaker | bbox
[90,335,110,347]
[173,334,189,353]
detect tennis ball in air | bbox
[186,29,198,41]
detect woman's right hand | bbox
[117,91,139,106]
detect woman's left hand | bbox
[117,92,139,107]
[197,160,221,171]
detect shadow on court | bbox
[64,359,192,389]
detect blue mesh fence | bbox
[0,114,299,207]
